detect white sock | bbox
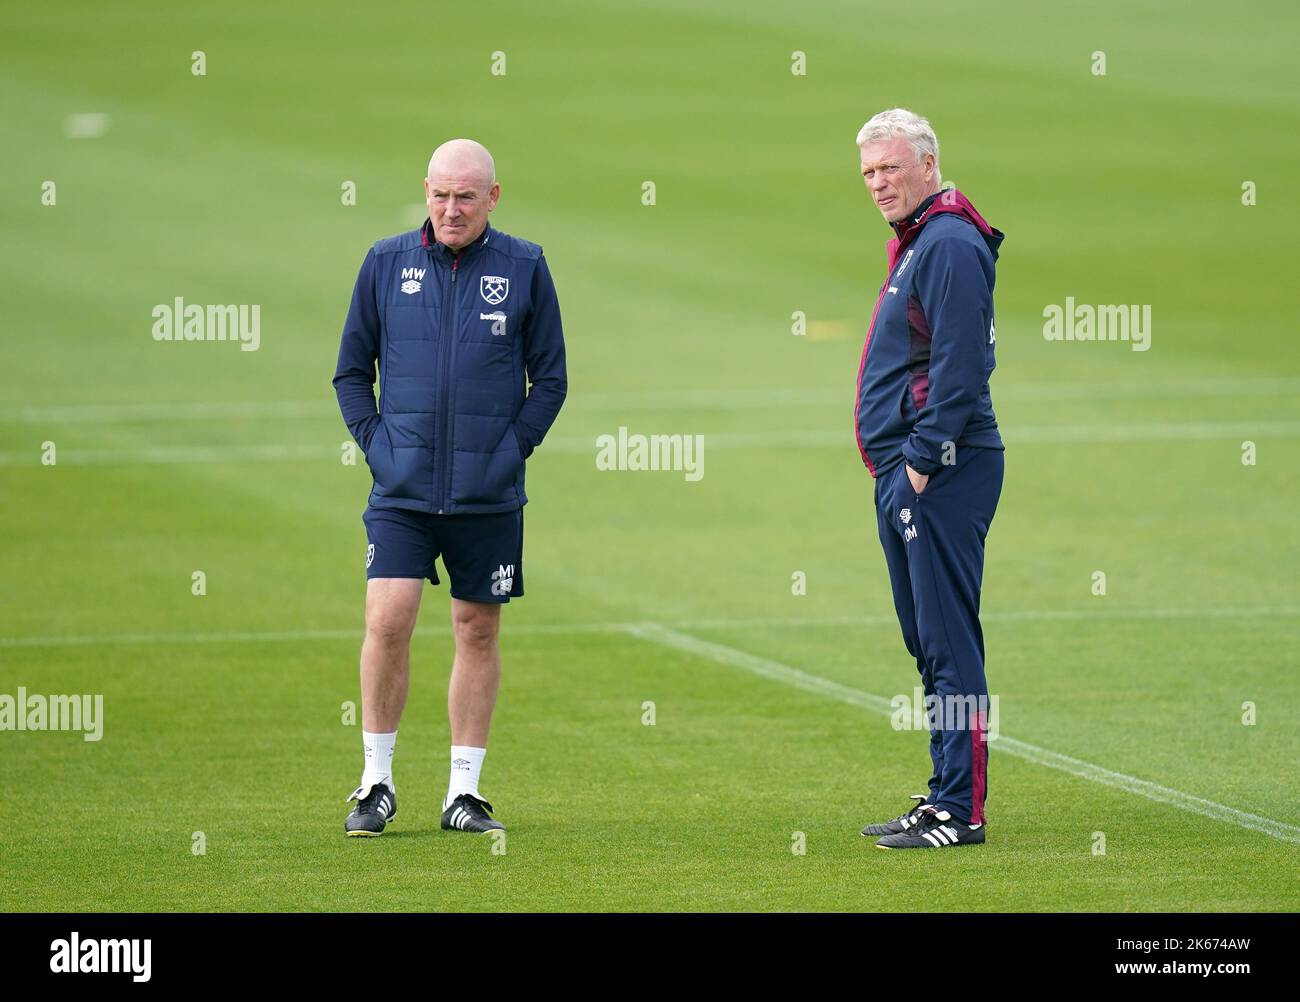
[444,745,486,809]
[359,730,397,796]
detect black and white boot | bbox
[441,793,505,834]
[875,805,985,849]
[345,781,397,837]
[860,793,932,837]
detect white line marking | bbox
[0,622,633,649]
[621,623,1300,845]
[659,606,1300,631]
[6,605,1295,841]
[3,607,1296,649]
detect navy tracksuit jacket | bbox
[333,219,567,515]
[854,189,1005,826]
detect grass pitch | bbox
[1,0,1298,911]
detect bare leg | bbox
[360,578,424,732]
[447,599,502,746]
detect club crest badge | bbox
[480,275,509,305]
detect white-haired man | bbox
[333,139,567,836]
[851,109,1006,849]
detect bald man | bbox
[333,139,568,836]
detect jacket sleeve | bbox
[332,247,382,453]
[512,253,568,458]
[901,237,995,476]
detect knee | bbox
[365,607,416,648]
[452,606,499,651]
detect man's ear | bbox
[488,182,501,211]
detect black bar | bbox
[0,912,1285,986]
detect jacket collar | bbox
[889,189,945,244]
[421,218,493,261]
[884,187,1003,269]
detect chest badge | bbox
[400,267,424,295]
[480,276,509,305]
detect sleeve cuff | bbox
[901,442,941,476]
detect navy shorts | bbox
[362,506,524,603]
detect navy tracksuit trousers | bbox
[874,446,1004,825]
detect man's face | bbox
[859,136,937,223]
[424,165,499,251]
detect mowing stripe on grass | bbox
[8,378,1300,423]
[0,622,635,648]
[4,420,1300,466]
[2,606,1297,649]
[3,606,1297,649]
[621,623,1300,846]
[677,606,1300,629]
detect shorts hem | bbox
[448,591,522,604]
[366,572,438,584]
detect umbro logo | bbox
[490,563,515,596]
[400,267,425,295]
[365,544,375,569]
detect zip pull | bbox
[451,254,459,282]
